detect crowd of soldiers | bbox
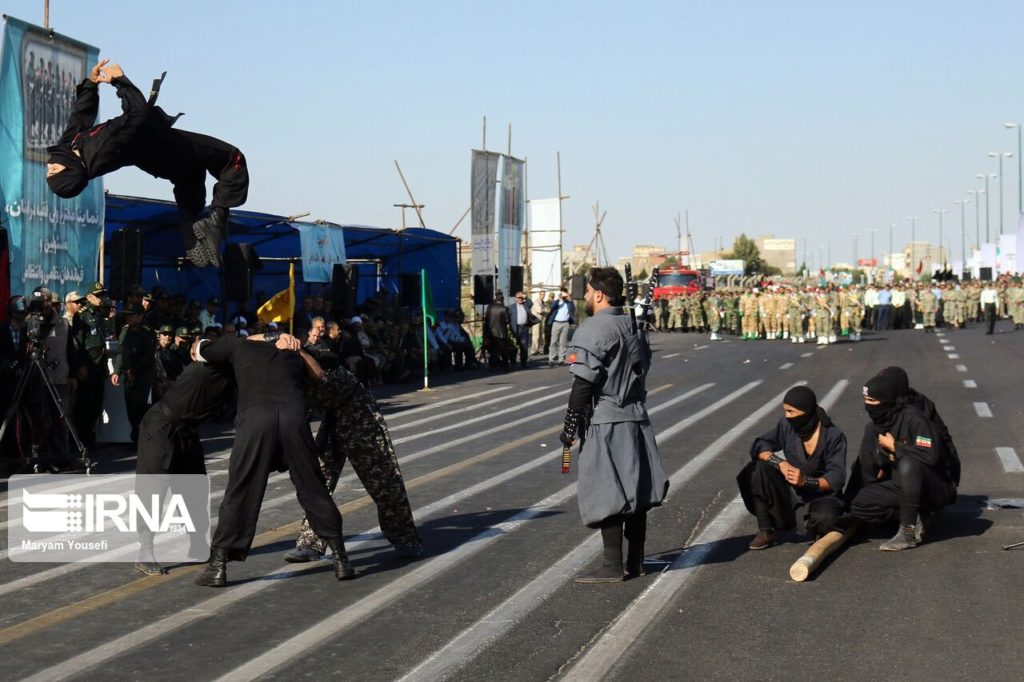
[647,277,1024,343]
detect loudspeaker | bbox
[224,243,261,302]
[399,273,421,307]
[509,265,524,295]
[107,228,142,300]
[570,274,586,300]
[331,264,358,317]
[979,267,993,282]
[473,274,494,305]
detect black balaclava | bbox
[863,372,903,431]
[783,385,820,439]
[878,366,910,397]
[46,147,89,198]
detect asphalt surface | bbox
[1,319,1022,681]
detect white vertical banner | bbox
[470,150,500,279]
[528,197,562,294]
[496,154,525,297]
[997,232,1017,275]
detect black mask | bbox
[865,401,899,430]
[786,410,819,439]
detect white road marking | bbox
[779,362,794,370]
[17,383,729,681]
[389,385,553,431]
[942,345,955,351]
[661,353,680,359]
[393,388,569,444]
[562,380,848,680]
[801,352,813,358]
[995,447,1024,473]
[974,402,993,418]
[963,380,977,388]
[948,353,960,359]
[955,364,967,372]
[693,345,708,350]
[383,386,512,420]
[401,380,827,682]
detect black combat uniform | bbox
[46,73,248,266]
[194,337,350,583]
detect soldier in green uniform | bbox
[112,303,156,442]
[285,359,422,561]
[667,294,683,332]
[918,287,938,333]
[71,282,111,446]
[723,289,740,335]
[705,291,723,340]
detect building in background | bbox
[753,235,797,274]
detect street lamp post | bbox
[976,173,997,243]
[867,228,878,282]
[933,208,947,269]
[906,216,919,278]
[968,189,982,250]
[955,198,969,263]
[1005,122,1023,214]
[888,223,897,276]
[988,152,1013,235]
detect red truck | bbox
[652,265,706,296]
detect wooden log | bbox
[789,522,860,582]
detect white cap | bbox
[350,316,363,325]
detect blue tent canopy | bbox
[102,193,460,313]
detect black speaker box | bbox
[331,264,358,317]
[107,228,142,300]
[570,274,586,299]
[473,274,494,305]
[399,273,421,307]
[508,265,524,295]
[979,267,993,282]
[224,243,261,302]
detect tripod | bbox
[0,346,95,474]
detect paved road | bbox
[1,321,1022,681]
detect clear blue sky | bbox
[6,0,1024,266]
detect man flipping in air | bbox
[45,59,248,267]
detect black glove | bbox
[560,408,585,447]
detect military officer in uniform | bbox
[112,303,156,442]
[71,281,110,446]
[560,267,669,583]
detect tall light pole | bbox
[933,208,947,268]
[988,152,1013,235]
[977,173,997,243]
[1005,122,1023,214]
[955,198,969,263]
[906,216,919,278]
[968,189,982,250]
[888,223,897,275]
[867,228,878,282]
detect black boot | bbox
[624,512,648,579]
[327,538,356,580]
[576,522,624,583]
[194,547,229,587]
[190,208,226,268]
[134,530,167,576]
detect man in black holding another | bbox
[192,332,355,586]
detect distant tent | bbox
[102,194,460,311]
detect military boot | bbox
[194,547,229,587]
[327,538,357,580]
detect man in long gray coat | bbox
[560,267,669,583]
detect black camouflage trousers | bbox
[297,370,420,553]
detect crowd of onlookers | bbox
[0,282,483,467]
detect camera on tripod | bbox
[24,288,55,362]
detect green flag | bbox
[421,269,437,324]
